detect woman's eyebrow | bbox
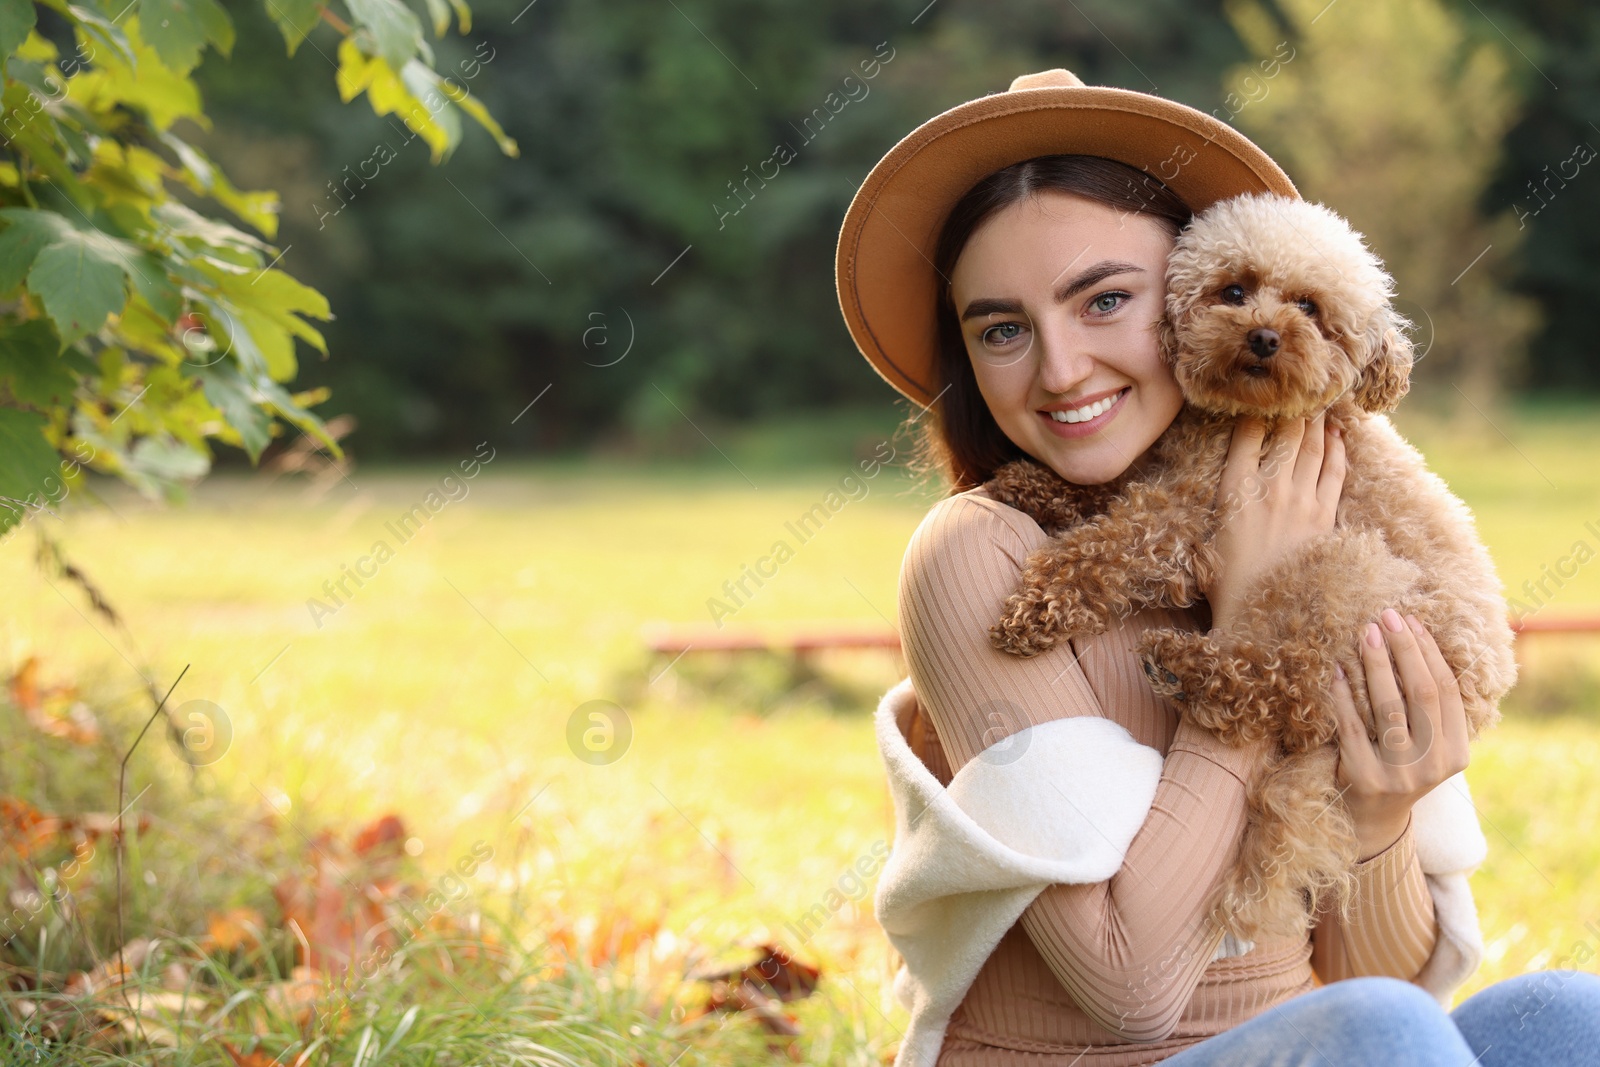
[1056,259,1146,301]
[959,260,1147,322]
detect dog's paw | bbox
[1140,654,1188,703]
[988,615,1060,657]
[989,588,1109,657]
[1138,630,1196,702]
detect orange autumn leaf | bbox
[7,656,99,745]
[203,907,266,953]
[351,813,406,859]
[0,796,61,857]
[222,1039,287,1065]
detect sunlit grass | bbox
[1,398,1596,1059]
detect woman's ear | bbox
[1353,312,1414,412]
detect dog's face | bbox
[1159,194,1413,419]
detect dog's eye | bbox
[1295,297,1318,317]
[1220,284,1246,305]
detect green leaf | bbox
[336,40,453,159]
[0,319,72,406]
[344,0,422,72]
[152,199,272,255]
[418,0,448,35]
[0,406,61,536]
[255,375,339,455]
[28,236,130,344]
[234,306,296,379]
[68,19,205,130]
[127,432,208,484]
[0,83,88,197]
[127,251,182,322]
[269,0,322,54]
[404,58,517,157]
[156,132,282,237]
[0,209,74,294]
[138,0,233,68]
[64,6,139,68]
[189,361,270,461]
[0,0,38,59]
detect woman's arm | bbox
[899,492,1269,1041]
[1309,814,1439,982]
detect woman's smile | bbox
[1039,385,1132,436]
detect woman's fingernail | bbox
[1335,663,1346,680]
[1366,622,1383,648]
[1382,608,1404,633]
[1331,424,1342,437]
[1407,614,1423,634]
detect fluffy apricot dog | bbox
[983,193,1517,941]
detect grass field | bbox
[2,398,1598,1062]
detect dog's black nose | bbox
[1247,328,1280,359]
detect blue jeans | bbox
[1160,971,1600,1066]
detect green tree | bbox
[186,0,1275,456]
[0,0,514,535]
[1227,0,1537,411]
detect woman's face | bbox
[949,191,1184,485]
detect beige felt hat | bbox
[835,68,1299,407]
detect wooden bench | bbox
[644,613,1600,664]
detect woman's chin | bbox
[1033,444,1130,486]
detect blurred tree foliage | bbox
[191,0,1273,457]
[1473,0,1600,395]
[1228,0,1536,410]
[0,0,513,536]
[190,0,1596,460]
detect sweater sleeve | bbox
[898,492,1270,1042]
[1309,813,1439,984]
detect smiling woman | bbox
[835,68,1600,1067]
[939,163,1190,488]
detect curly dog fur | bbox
[982,194,1517,942]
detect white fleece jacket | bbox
[871,676,1490,1067]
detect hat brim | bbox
[836,85,1299,408]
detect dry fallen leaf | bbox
[221,1042,286,1067]
[7,656,100,745]
[259,965,326,1031]
[0,796,61,857]
[202,906,266,954]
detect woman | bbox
[836,69,1600,1066]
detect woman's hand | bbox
[1203,411,1346,632]
[1331,609,1471,860]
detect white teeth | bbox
[1049,388,1126,424]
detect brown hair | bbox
[902,155,1193,494]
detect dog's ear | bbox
[1156,313,1180,370]
[1353,312,1414,412]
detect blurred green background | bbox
[189,0,1600,459]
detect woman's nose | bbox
[1034,330,1098,395]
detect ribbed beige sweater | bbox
[897,485,1440,1066]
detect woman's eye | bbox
[981,322,1024,346]
[1089,292,1126,314]
[1220,284,1246,305]
[1295,297,1318,316]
